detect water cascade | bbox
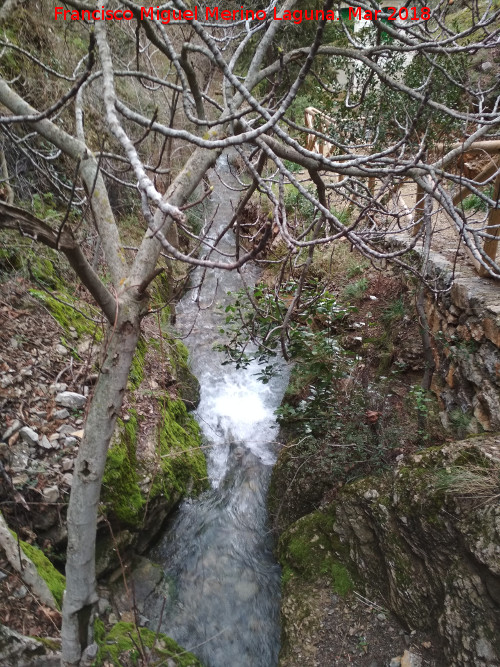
[145,155,289,666]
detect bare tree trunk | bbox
[0,150,14,204]
[61,296,143,666]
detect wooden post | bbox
[453,159,498,207]
[436,139,500,154]
[412,182,425,236]
[478,171,500,277]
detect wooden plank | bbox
[478,172,500,278]
[453,159,498,206]
[436,140,500,154]
[411,182,425,236]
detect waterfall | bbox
[145,154,289,666]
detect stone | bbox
[38,435,52,450]
[401,650,422,667]
[481,61,493,71]
[0,375,13,388]
[42,485,59,503]
[468,322,484,342]
[61,458,74,472]
[97,598,110,615]
[64,437,79,448]
[1,419,22,442]
[483,317,500,347]
[81,642,98,661]
[57,425,75,435]
[0,623,46,664]
[62,473,73,487]
[19,426,39,446]
[13,585,28,599]
[390,658,402,667]
[53,409,70,420]
[55,391,86,409]
[55,344,68,355]
[71,429,84,439]
[10,450,29,472]
[111,557,163,615]
[49,382,67,394]
[12,474,29,486]
[363,489,379,500]
[475,637,496,660]
[77,339,92,356]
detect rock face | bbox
[0,623,55,666]
[282,436,500,666]
[388,241,500,434]
[425,273,500,433]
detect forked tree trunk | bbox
[61,297,143,666]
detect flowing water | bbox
[145,155,289,666]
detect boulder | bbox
[54,392,86,409]
[0,624,46,666]
[278,436,500,666]
[19,427,38,446]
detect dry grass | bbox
[436,463,500,503]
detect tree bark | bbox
[61,295,143,666]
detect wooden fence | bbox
[411,141,500,278]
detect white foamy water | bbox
[145,154,289,666]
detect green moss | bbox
[169,340,200,409]
[101,411,145,527]
[29,288,102,341]
[94,617,107,646]
[278,511,354,597]
[129,337,147,390]
[19,541,65,610]
[102,400,207,528]
[150,399,208,502]
[32,637,61,651]
[327,561,354,596]
[94,621,204,666]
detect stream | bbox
[145,155,289,666]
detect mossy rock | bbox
[19,541,66,610]
[149,398,208,504]
[94,621,204,666]
[170,340,200,410]
[101,401,208,530]
[101,411,145,527]
[129,338,147,390]
[278,511,354,597]
[28,288,102,342]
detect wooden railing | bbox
[411,141,500,278]
[302,112,500,277]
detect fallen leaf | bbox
[365,410,381,424]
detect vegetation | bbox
[101,400,207,528]
[94,621,204,667]
[279,511,355,597]
[0,0,497,662]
